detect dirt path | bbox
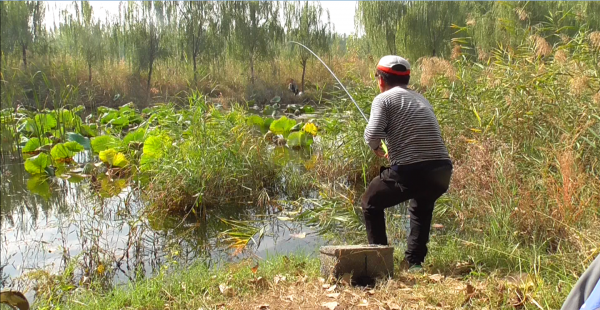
[218,272,538,310]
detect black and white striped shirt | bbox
[364,86,450,166]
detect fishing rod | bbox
[287,41,388,154]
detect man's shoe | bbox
[407,264,424,274]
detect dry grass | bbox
[529,35,552,58]
[594,91,600,104]
[589,31,600,50]
[569,75,589,97]
[222,272,552,310]
[554,49,568,63]
[418,57,457,87]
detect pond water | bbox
[0,146,324,304]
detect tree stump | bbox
[319,245,394,286]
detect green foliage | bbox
[91,135,122,153]
[50,142,84,161]
[22,137,51,154]
[67,133,91,151]
[99,148,129,168]
[269,116,296,136]
[24,153,51,175]
[287,131,313,148]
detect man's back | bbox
[364,86,450,166]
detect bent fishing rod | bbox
[287,41,388,153]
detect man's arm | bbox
[364,97,387,152]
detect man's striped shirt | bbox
[364,86,450,166]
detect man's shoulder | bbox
[378,87,428,104]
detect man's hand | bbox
[373,147,387,158]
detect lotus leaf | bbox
[269,116,296,136]
[99,148,129,168]
[91,135,122,153]
[67,132,92,150]
[24,153,51,174]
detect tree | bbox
[356,1,406,55]
[225,1,281,84]
[181,1,215,82]
[79,1,105,82]
[285,1,332,92]
[398,2,467,59]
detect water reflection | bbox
[0,148,323,305]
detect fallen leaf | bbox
[326,293,340,299]
[432,223,444,229]
[250,277,268,288]
[341,273,352,285]
[466,283,475,295]
[322,301,338,310]
[367,289,375,295]
[258,304,270,310]
[219,284,234,297]
[387,302,401,310]
[274,274,287,285]
[0,291,29,310]
[322,283,331,289]
[428,274,444,283]
[358,299,369,306]
[251,262,259,274]
[284,295,294,302]
[290,232,306,239]
[326,284,337,292]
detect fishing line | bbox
[287,41,388,153]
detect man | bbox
[362,55,453,272]
[288,78,299,96]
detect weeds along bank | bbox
[0,54,374,113]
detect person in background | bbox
[362,55,453,272]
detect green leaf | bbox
[27,175,51,199]
[269,116,297,136]
[143,135,170,159]
[67,132,92,150]
[24,153,51,174]
[123,128,146,146]
[270,96,281,103]
[99,148,129,168]
[91,135,122,153]
[287,131,314,148]
[110,116,129,127]
[22,137,51,154]
[302,106,315,113]
[35,114,58,130]
[100,111,119,124]
[246,115,264,127]
[80,124,98,137]
[50,142,83,161]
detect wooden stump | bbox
[319,245,394,285]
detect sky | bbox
[44,1,359,36]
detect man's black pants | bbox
[361,159,453,265]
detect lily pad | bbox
[67,132,92,150]
[22,137,51,154]
[91,135,122,153]
[123,128,146,147]
[269,116,297,137]
[24,153,51,175]
[270,96,281,103]
[287,131,314,148]
[50,142,84,162]
[99,148,129,168]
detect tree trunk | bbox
[193,53,197,82]
[301,59,307,92]
[88,63,92,82]
[22,44,27,68]
[250,57,255,84]
[147,61,154,102]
